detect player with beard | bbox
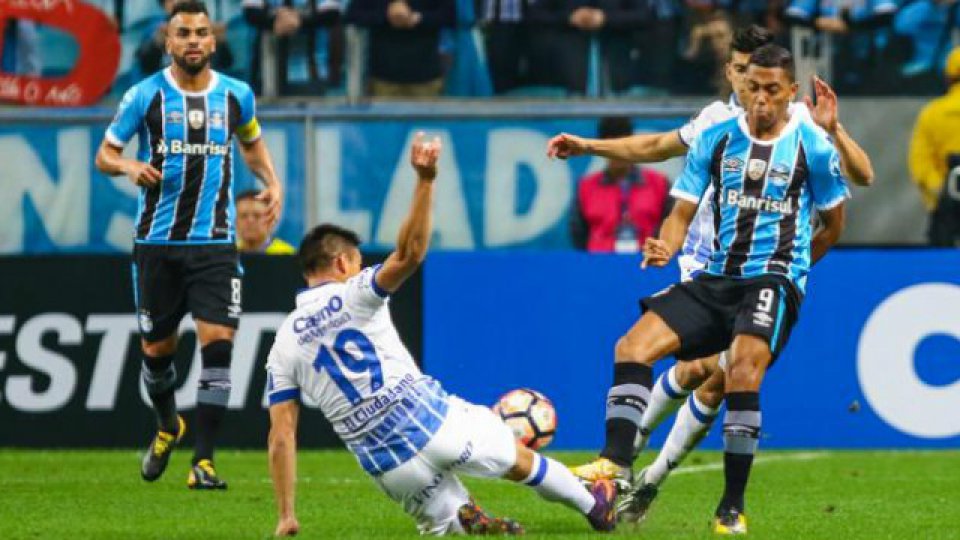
[96,0,283,489]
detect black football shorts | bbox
[131,243,242,342]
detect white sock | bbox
[645,394,719,486]
[638,365,689,441]
[522,454,595,514]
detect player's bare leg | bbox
[187,320,235,490]
[714,334,772,535]
[141,333,186,481]
[572,312,680,488]
[621,364,726,523]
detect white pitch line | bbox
[671,451,828,476]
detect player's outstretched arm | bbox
[269,400,301,537]
[238,138,285,229]
[805,76,874,187]
[642,199,698,269]
[811,203,846,265]
[94,140,162,188]
[375,132,440,294]
[546,131,687,163]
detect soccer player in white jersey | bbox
[265,134,618,537]
[546,24,875,520]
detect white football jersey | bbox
[676,95,813,278]
[266,265,449,476]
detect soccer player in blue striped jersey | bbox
[582,44,850,535]
[266,135,618,537]
[95,0,283,490]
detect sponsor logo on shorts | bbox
[753,311,774,328]
[138,309,153,333]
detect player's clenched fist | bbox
[126,161,162,188]
[410,131,441,180]
[641,237,672,269]
[274,516,300,537]
[546,133,589,159]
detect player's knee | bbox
[614,335,655,366]
[141,335,177,357]
[727,340,770,390]
[695,383,724,409]
[676,359,709,389]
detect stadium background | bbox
[1,0,959,458]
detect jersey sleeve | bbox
[266,341,301,406]
[344,265,390,316]
[677,101,723,147]
[234,83,262,143]
[808,142,851,211]
[105,85,143,147]
[671,130,714,204]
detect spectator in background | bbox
[346,0,456,98]
[893,0,960,92]
[236,190,296,254]
[909,48,960,246]
[526,0,593,95]
[137,0,234,75]
[479,0,531,94]
[594,0,657,94]
[674,8,734,95]
[1,19,41,76]
[785,0,897,92]
[570,117,669,253]
[244,0,343,95]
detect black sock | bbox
[717,392,761,515]
[599,362,653,467]
[193,340,232,465]
[142,354,179,433]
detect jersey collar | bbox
[736,106,801,145]
[296,281,336,306]
[163,67,219,97]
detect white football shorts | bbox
[373,396,518,536]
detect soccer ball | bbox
[492,388,557,450]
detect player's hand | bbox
[257,184,283,229]
[569,7,593,29]
[274,516,300,537]
[641,237,671,269]
[546,133,589,160]
[804,75,839,136]
[387,1,414,28]
[126,161,162,188]
[410,131,441,181]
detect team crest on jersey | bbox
[138,309,153,334]
[209,111,224,129]
[769,163,791,185]
[747,159,768,181]
[188,109,205,130]
[722,157,743,173]
[166,111,183,124]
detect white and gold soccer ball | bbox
[492,388,557,450]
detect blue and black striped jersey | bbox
[672,112,851,293]
[106,68,262,244]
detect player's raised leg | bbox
[635,354,719,457]
[621,359,725,523]
[571,312,681,487]
[140,334,187,481]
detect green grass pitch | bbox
[1,449,957,539]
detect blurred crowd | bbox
[1,0,958,98]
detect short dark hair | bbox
[749,44,795,81]
[731,24,774,56]
[597,116,633,140]
[236,189,260,203]
[169,0,208,20]
[298,224,361,275]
